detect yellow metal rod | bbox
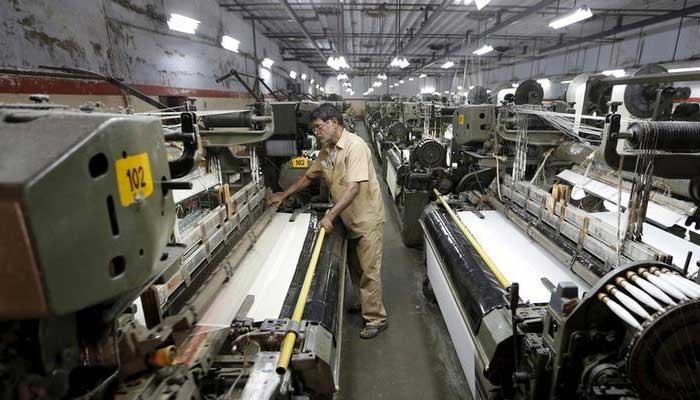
[433,189,510,288]
[276,225,327,375]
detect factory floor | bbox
[337,121,470,399]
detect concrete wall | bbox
[460,17,700,97]
[0,0,318,110]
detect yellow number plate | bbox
[291,157,310,169]
[115,152,154,207]
[458,114,465,125]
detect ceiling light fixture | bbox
[536,78,551,86]
[601,69,626,77]
[310,79,315,84]
[168,14,200,34]
[327,56,350,71]
[389,57,410,69]
[549,7,593,30]
[399,79,405,84]
[221,35,240,52]
[337,73,349,80]
[441,61,455,69]
[473,44,494,56]
[474,0,492,10]
[668,66,700,73]
[377,73,388,80]
[419,73,427,78]
[289,70,297,79]
[262,58,274,69]
[560,80,573,84]
[301,73,307,81]
[408,77,414,81]
[373,81,382,87]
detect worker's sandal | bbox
[360,323,387,339]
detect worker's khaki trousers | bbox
[347,223,387,326]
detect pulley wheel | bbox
[627,300,700,400]
[514,79,544,105]
[410,139,445,168]
[467,86,489,104]
[387,121,408,141]
[624,64,668,118]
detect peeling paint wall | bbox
[0,0,319,109]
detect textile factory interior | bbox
[4,0,700,399]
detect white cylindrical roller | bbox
[658,273,698,298]
[642,271,688,301]
[627,272,676,306]
[606,285,652,321]
[616,277,664,312]
[598,293,642,330]
[662,270,700,297]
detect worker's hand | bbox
[267,193,287,207]
[319,216,334,232]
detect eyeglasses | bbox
[311,120,330,133]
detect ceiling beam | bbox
[479,0,557,38]
[540,3,700,54]
[279,0,328,62]
[242,15,316,22]
[401,0,452,54]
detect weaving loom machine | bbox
[0,96,345,399]
[422,66,700,400]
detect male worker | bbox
[267,103,388,339]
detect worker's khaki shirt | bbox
[306,129,384,238]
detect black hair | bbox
[309,103,344,127]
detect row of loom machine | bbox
[366,64,700,400]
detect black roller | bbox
[514,80,544,105]
[628,121,700,151]
[421,204,508,330]
[410,139,445,168]
[200,111,253,128]
[279,219,345,336]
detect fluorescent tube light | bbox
[419,73,427,78]
[289,70,297,79]
[668,66,700,73]
[441,61,455,69]
[474,0,492,11]
[409,77,414,81]
[601,69,625,77]
[262,58,274,69]
[473,44,494,56]
[561,80,573,84]
[549,7,593,30]
[168,14,200,34]
[221,35,240,52]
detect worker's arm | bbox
[267,159,322,206]
[320,182,359,231]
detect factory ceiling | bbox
[219,0,700,77]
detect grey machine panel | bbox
[0,110,175,318]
